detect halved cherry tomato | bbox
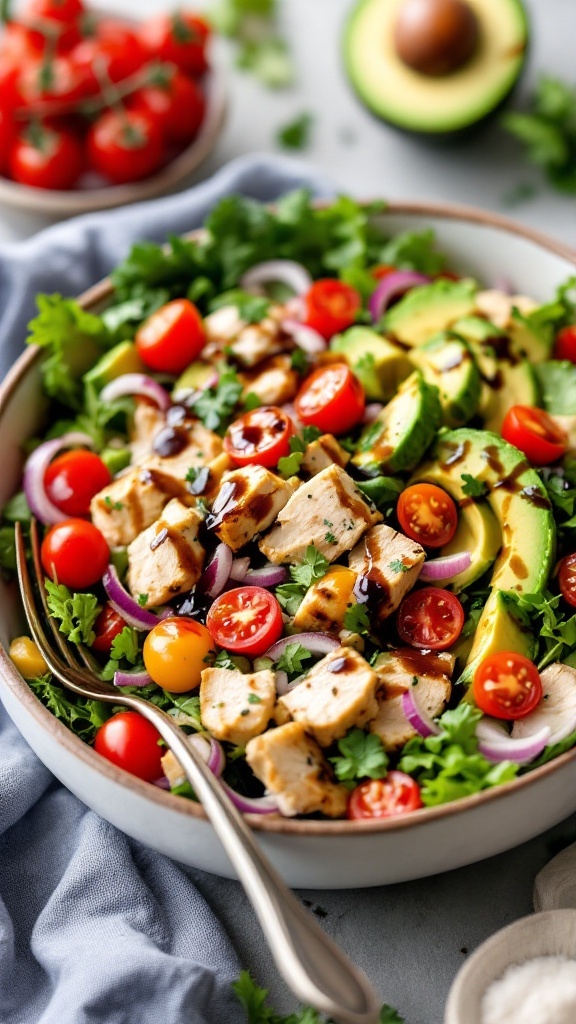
[139,12,211,77]
[94,711,163,782]
[558,553,576,608]
[554,325,576,363]
[224,407,293,469]
[87,109,164,185]
[501,405,567,466]
[206,586,283,658]
[44,450,111,517]
[129,70,206,146]
[41,518,109,588]
[10,124,84,190]
[347,773,423,820]
[397,586,464,650]
[143,617,215,693]
[295,363,365,435]
[92,603,127,654]
[397,483,458,549]
[0,109,16,175]
[302,279,361,340]
[135,298,205,374]
[473,651,542,720]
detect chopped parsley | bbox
[209,289,270,323]
[388,559,409,574]
[104,496,124,511]
[324,531,337,544]
[505,590,576,670]
[110,627,140,665]
[503,76,576,194]
[247,693,262,704]
[461,473,488,498]
[343,603,371,635]
[275,642,313,676]
[193,366,243,433]
[277,426,322,478]
[276,544,329,615]
[329,728,388,788]
[137,594,149,607]
[276,112,313,150]
[232,971,405,1024]
[290,347,308,372]
[186,465,211,494]
[45,581,100,646]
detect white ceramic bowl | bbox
[1,202,576,889]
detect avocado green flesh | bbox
[83,341,145,389]
[483,360,539,434]
[438,500,501,593]
[384,279,478,347]
[331,327,412,401]
[174,361,217,395]
[459,590,537,685]
[353,370,442,474]
[410,334,481,426]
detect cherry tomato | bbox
[25,0,84,22]
[397,586,464,650]
[143,617,215,693]
[501,405,567,467]
[129,70,206,146]
[558,553,576,608]
[224,407,293,469]
[295,363,365,435]
[139,12,211,77]
[302,279,361,340]
[18,55,88,109]
[10,124,84,190]
[371,264,396,280]
[206,586,283,658]
[0,59,22,110]
[41,518,109,588]
[94,711,163,782]
[23,0,84,52]
[87,110,164,185]
[554,325,576,363]
[347,773,423,820]
[135,298,205,374]
[0,109,16,175]
[473,652,542,720]
[92,603,127,654]
[44,449,111,517]
[71,21,148,90]
[397,483,458,549]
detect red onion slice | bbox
[240,260,312,297]
[275,670,290,696]
[402,688,441,738]
[102,564,164,631]
[362,403,384,424]
[100,373,171,411]
[281,318,326,354]
[189,733,226,777]
[23,431,95,525]
[221,781,280,815]
[201,543,233,598]
[153,776,171,789]
[265,632,340,661]
[369,271,430,323]
[113,669,153,687]
[477,718,551,765]
[229,557,251,582]
[420,551,472,582]
[244,564,289,587]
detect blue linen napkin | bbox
[0,154,334,1024]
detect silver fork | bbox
[15,520,382,1024]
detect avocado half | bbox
[343,0,528,135]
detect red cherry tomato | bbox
[135,298,205,374]
[554,325,576,363]
[44,450,111,517]
[396,483,458,549]
[23,0,84,52]
[87,109,164,185]
[371,264,396,280]
[0,109,16,175]
[92,603,127,654]
[295,363,365,435]
[129,70,206,146]
[224,407,293,468]
[347,773,423,820]
[18,56,88,108]
[397,586,464,650]
[501,405,567,466]
[302,279,361,340]
[9,124,84,190]
[71,21,148,90]
[25,0,84,22]
[206,586,283,658]
[94,712,163,782]
[473,652,542,720]
[139,13,211,77]
[41,519,109,588]
[558,553,576,609]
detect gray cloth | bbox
[0,154,333,1024]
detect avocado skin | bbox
[353,371,442,474]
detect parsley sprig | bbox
[193,366,243,434]
[503,76,576,194]
[276,545,329,616]
[277,426,322,478]
[275,642,313,677]
[45,581,100,646]
[233,971,404,1023]
[329,729,388,788]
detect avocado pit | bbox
[394,0,479,77]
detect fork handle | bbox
[120,693,381,1024]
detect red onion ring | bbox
[240,260,312,297]
[189,733,226,777]
[476,718,551,765]
[221,781,280,815]
[102,564,164,631]
[100,373,172,411]
[229,557,251,582]
[23,431,95,525]
[362,403,384,424]
[201,543,233,598]
[244,564,289,587]
[113,669,153,688]
[402,689,441,738]
[275,670,290,696]
[420,551,472,582]
[281,318,326,354]
[153,776,171,789]
[265,633,340,661]
[173,372,219,405]
[369,271,430,323]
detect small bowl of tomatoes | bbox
[0,0,227,215]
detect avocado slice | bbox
[84,341,145,390]
[439,500,501,593]
[343,0,528,135]
[409,333,481,426]
[173,361,217,398]
[507,307,552,363]
[353,370,442,474]
[384,279,478,347]
[483,360,539,433]
[331,326,412,401]
[460,590,537,685]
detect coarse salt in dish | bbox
[481,955,576,1024]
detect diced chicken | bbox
[161,749,186,789]
[241,355,299,406]
[475,289,537,329]
[259,464,381,565]
[293,566,356,634]
[512,663,576,742]
[348,524,425,619]
[301,434,351,477]
[91,466,181,547]
[229,319,285,368]
[369,649,453,751]
[200,667,276,746]
[203,304,247,344]
[130,400,166,464]
[209,464,295,552]
[276,647,378,748]
[551,416,576,454]
[140,419,223,490]
[127,498,205,607]
[246,722,348,818]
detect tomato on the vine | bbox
[18,56,89,109]
[558,553,576,609]
[302,279,361,340]
[143,617,215,693]
[295,363,365,435]
[135,298,205,374]
[41,518,109,588]
[139,12,211,77]
[554,325,576,363]
[0,109,16,175]
[206,587,283,658]
[347,773,423,820]
[396,586,464,650]
[91,603,127,654]
[25,0,85,22]
[94,712,164,782]
[10,124,84,190]
[44,449,111,517]
[129,70,206,145]
[87,109,164,185]
[23,0,84,52]
[71,21,148,90]
[224,407,293,469]
[501,405,567,466]
[473,652,542,720]
[397,483,458,549]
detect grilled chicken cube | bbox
[209,465,295,552]
[293,566,357,634]
[130,400,166,464]
[474,289,537,329]
[259,464,381,565]
[512,662,576,743]
[369,649,453,751]
[91,466,179,547]
[203,304,247,344]
[229,320,284,368]
[348,524,425,619]
[241,355,299,406]
[200,667,276,747]
[301,434,350,477]
[161,749,186,789]
[246,722,348,818]
[140,419,223,490]
[276,647,379,748]
[127,498,205,607]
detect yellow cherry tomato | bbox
[9,636,49,679]
[143,616,215,693]
[293,565,357,632]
